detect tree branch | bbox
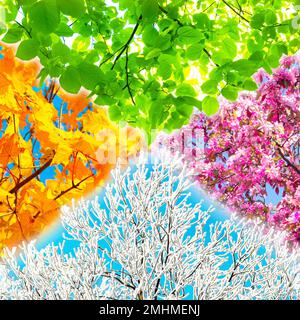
[9,157,53,194]
[158,5,183,26]
[277,148,300,176]
[158,6,219,67]
[14,20,32,38]
[54,174,94,200]
[222,0,250,23]
[123,46,135,105]
[203,48,220,67]
[111,15,142,70]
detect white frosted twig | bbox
[0,153,299,300]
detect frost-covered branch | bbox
[1,154,300,300]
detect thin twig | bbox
[111,15,142,70]
[123,46,135,105]
[222,0,250,23]
[9,157,54,194]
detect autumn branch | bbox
[9,158,53,194]
[54,174,94,200]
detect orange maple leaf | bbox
[0,44,144,251]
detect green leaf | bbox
[250,12,265,29]
[221,38,237,59]
[145,48,161,60]
[177,96,202,110]
[18,0,37,4]
[231,59,258,77]
[249,50,264,61]
[177,26,203,44]
[242,79,258,91]
[155,34,172,51]
[141,0,159,23]
[57,0,85,18]
[157,63,172,80]
[60,66,81,94]
[202,96,219,116]
[55,22,74,37]
[221,85,238,101]
[72,35,90,51]
[175,103,193,118]
[266,53,279,68]
[149,100,167,128]
[37,34,52,47]
[142,25,159,47]
[108,105,122,121]
[193,13,211,29]
[95,95,116,106]
[265,10,277,25]
[77,62,102,90]
[37,67,48,86]
[164,111,186,131]
[186,43,204,60]
[163,80,176,90]
[262,26,276,40]
[211,51,231,66]
[209,68,223,82]
[136,94,152,113]
[269,43,288,61]
[29,0,60,34]
[52,41,70,58]
[48,63,62,77]
[247,32,264,53]
[158,54,177,65]
[16,39,40,60]
[201,80,219,95]
[176,83,196,97]
[2,27,23,43]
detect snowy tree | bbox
[0,154,300,300]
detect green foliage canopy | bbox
[1,0,299,135]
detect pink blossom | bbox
[156,53,300,244]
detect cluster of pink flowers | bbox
[156,54,300,243]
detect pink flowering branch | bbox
[156,53,300,244]
[277,146,300,176]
